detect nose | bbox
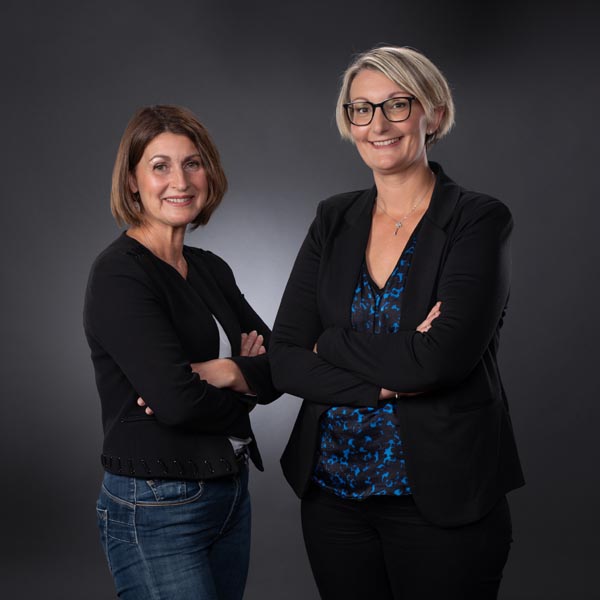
[369,105,389,133]
[171,166,189,190]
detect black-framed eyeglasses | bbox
[343,96,416,126]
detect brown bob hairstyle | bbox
[111,105,227,229]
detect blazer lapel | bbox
[400,162,461,329]
[186,255,242,355]
[320,188,376,327]
[400,218,447,329]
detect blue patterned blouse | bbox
[313,232,419,499]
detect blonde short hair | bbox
[336,46,455,148]
[111,105,227,229]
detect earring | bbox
[133,192,141,212]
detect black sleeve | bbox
[85,252,251,437]
[204,252,281,405]
[316,201,513,392]
[270,203,380,407]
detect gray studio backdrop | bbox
[2,1,598,598]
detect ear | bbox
[427,107,445,135]
[128,173,138,194]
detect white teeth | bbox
[164,198,190,204]
[372,138,400,146]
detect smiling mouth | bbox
[163,196,193,205]
[370,137,401,147]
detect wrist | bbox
[225,359,250,393]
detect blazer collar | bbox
[342,161,460,233]
[424,162,461,231]
[400,162,462,328]
[185,251,242,355]
[344,186,376,228]
[116,235,242,354]
[335,162,462,330]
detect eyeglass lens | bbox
[347,97,412,126]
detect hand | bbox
[416,301,442,333]
[137,396,153,415]
[379,388,422,400]
[191,359,252,394]
[240,331,266,357]
[377,303,441,401]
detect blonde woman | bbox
[271,47,524,599]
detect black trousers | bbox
[301,487,512,600]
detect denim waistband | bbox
[101,452,246,481]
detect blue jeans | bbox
[96,462,250,599]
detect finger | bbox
[137,397,146,407]
[428,307,440,319]
[245,333,264,357]
[240,331,257,356]
[258,345,266,355]
[240,332,249,355]
[249,334,264,355]
[145,406,154,415]
[247,330,258,340]
[428,301,442,315]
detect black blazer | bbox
[84,233,279,481]
[270,163,524,527]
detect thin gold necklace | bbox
[377,173,435,236]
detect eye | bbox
[184,160,202,171]
[153,163,168,172]
[389,99,409,110]
[354,103,372,115]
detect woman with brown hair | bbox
[84,105,278,599]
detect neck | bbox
[127,223,187,267]
[373,160,433,212]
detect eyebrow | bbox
[148,153,202,162]
[350,93,409,102]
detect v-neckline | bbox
[364,260,395,296]
[364,219,422,293]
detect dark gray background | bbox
[1,1,598,598]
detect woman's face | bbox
[349,69,435,176]
[129,132,209,232]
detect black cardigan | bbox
[84,233,279,481]
[270,163,524,527]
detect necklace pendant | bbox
[394,222,402,236]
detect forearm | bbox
[207,253,281,404]
[190,359,252,394]
[228,354,280,405]
[270,205,381,407]
[269,342,380,407]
